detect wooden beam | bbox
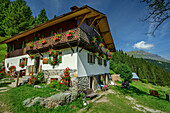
[89,15,100,27]
[67,42,74,53]
[96,17,105,26]
[77,12,90,27]
[35,48,43,57]
[101,31,110,34]
[105,43,113,45]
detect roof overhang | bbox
[0,5,116,51]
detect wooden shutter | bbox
[9,45,11,52]
[48,56,51,64]
[59,28,62,33]
[58,52,62,63]
[19,59,22,65]
[50,31,54,36]
[22,41,25,48]
[25,58,28,66]
[34,37,37,42]
[12,44,14,51]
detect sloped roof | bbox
[132,72,139,79]
[0,5,116,52]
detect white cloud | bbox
[133,41,154,49]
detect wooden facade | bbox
[3,5,116,59]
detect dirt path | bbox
[125,96,165,113]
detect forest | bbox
[110,50,170,86]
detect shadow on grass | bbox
[114,85,148,96]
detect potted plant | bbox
[52,33,61,41]
[29,54,35,59]
[48,49,57,56]
[40,38,47,45]
[19,62,25,68]
[102,54,107,60]
[26,41,33,48]
[106,48,110,53]
[66,30,74,39]
[93,52,99,57]
[99,43,104,48]
[91,36,97,45]
[63,67,70,76]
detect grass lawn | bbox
[86,81,170,113]
[0,84,87,113]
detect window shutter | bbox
[59,28,62,34]
[9,45,11,52]
[22,41,25,48]
[12,44,14,51]
[19,59,22,65]
[34,37,37,42]
[50,31,54,36]
[58,52,62,63]
[48,56,51,64]
[25,58,28,66]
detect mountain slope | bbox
[126,50,169,62]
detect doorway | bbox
[34,56,40,73]
[89,76,93,89]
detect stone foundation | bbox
[43,69,77,85]
[77,76,89,93]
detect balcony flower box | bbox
[66,30,74,39]
[99,43,104,48]
[40,38,47,45]
[19,62,26,68]
[91,36,97,45]
[26,41,33,49]
[52,33,61,41]
[93,52,99,57]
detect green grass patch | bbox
[0,85,88,113]
[112,81,170,112]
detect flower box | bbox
[52,33,61,41]
[66,30,74,39]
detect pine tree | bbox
[3,0,32,37]
[37,8,49,25]
[54,14,57,18]
[0,0,10,36]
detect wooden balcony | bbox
[6,48,26,58]
[26,28,80,53]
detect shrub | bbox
[114,63,132,82]
[48,80,60,88]
[36,72,44,83]
[141,79,148,84]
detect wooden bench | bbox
[83,89,98,99]
[149,90,160,97]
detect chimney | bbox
[70,6,79,11]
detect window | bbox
[104,60,107,66]
[19,58,28,66]
[98,57,102,65]
[88,53,95,64]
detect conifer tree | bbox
[37,8,49,25]
[3,0,32,37]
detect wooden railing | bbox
[26,28,80,51]
[7,48,26,58]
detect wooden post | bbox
[31,65,34,76]
[93,76,95,90]
[16,73,20,87]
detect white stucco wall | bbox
[5,54,34,72]
[77,49,110,77]
[41,48,77,70]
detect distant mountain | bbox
[126,50,170,62]
[126,50,170,73]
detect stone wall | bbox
[43,69,77,85]
[77,76,89,93]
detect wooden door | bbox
[34,56,40,73]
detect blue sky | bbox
[22,0,170,60]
